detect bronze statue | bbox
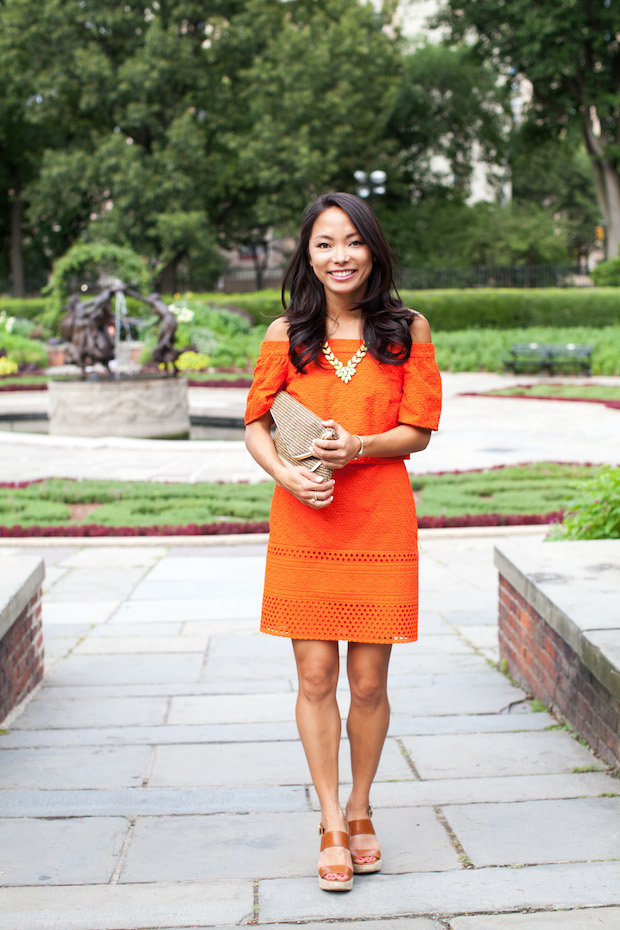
[59,284,180,376]
[61,288,116,376]
[125,289,180,375]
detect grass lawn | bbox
[484,383,620,402]
[0,463,599,530]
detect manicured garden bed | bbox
[463,382,620,410]
[0,463,600,536]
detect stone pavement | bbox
[1,534,619,929]
[0,373,619,483]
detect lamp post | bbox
[354,169,387,199]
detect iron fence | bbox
[397,264,592,290]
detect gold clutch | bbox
[270,390,336,480]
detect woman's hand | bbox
[311,419,362,470]
[275,463,335,509]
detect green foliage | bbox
[206,292,284,327]
[140,298,263,369]
[203,288,620,333]
[552,467,620,540]
[0,465,600,529]
[388,200,572,271]
[44,242,151,332]
[0,478,275,528]
[431,326,620,375]
[435,0,620,260]
[400,288,620,331]
[412,463,598,519]
[389,42,507,197]
[510,127,599,260]
[487,384,620,402]
[0,330,48,366]
[0,298,47,321]
[591,257,620,287]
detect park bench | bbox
[503,342,593,375]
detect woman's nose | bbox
[334,245,349,262]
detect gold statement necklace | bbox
[322,341,367,383]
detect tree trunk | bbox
[582,109,620,260]
[601,163,620,260]
[159,261,177,294]
[9,181,25,298]
[250,241,269,290]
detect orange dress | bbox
[245,339,442,644]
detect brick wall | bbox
[0,557,45,724]
[498,573,620,769]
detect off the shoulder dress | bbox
[245,339,442,644]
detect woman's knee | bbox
[297,661,338,703]
[349,672,388,712]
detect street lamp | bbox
[354,169,387,199]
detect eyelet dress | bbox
[245,339,442,644]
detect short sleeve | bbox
[244,340,289,425]
[398,343,442,431]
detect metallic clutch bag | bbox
[270,390,336,480]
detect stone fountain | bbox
[48,284,190,439]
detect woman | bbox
[244,192,441,891]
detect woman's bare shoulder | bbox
[264,317,289,341]
[404,309,432,343]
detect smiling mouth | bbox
[328,270,356,279]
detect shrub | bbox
[142,298,263,369]
[176,351,211,371]
[0,332,48,367]
[0,357,18,375]
[400,288,620,331]
[43,242,152,333]
[551,467,620,539]
[432,325,620,374]
[0,298,48,322]
[197,287,620,331]
[591,258,620,287]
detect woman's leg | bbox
[292,638,351,881]
[345,641,392,865]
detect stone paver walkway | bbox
[0,373,618,483]
[1,534,619,929]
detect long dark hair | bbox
[282,192,413,372]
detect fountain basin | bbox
[48,376,190,439]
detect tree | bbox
[510,125,600,261]
[435,0,620,258]
[205,0,403,286]
[388,42,509,200]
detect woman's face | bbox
[308,207,373,306]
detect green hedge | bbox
[3,286,619,334]
[0,331,49,366]
[401,288,620,331]
[0,298,48,321]
[433,325,620,374]
[202,288,620,331]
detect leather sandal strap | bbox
[320,829,350,852]
[318,864,354,881]
[348,818,375,837]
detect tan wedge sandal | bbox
[347,807,381,874]
[318,825,354,891]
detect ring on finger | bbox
[313,491,318,502]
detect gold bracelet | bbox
[353,435,364,460]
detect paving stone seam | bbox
[395,737,422,779]
[433,805,474,870]
[108,817,136,884]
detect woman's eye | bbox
[350,239,364,247]
[317,242,330,249]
